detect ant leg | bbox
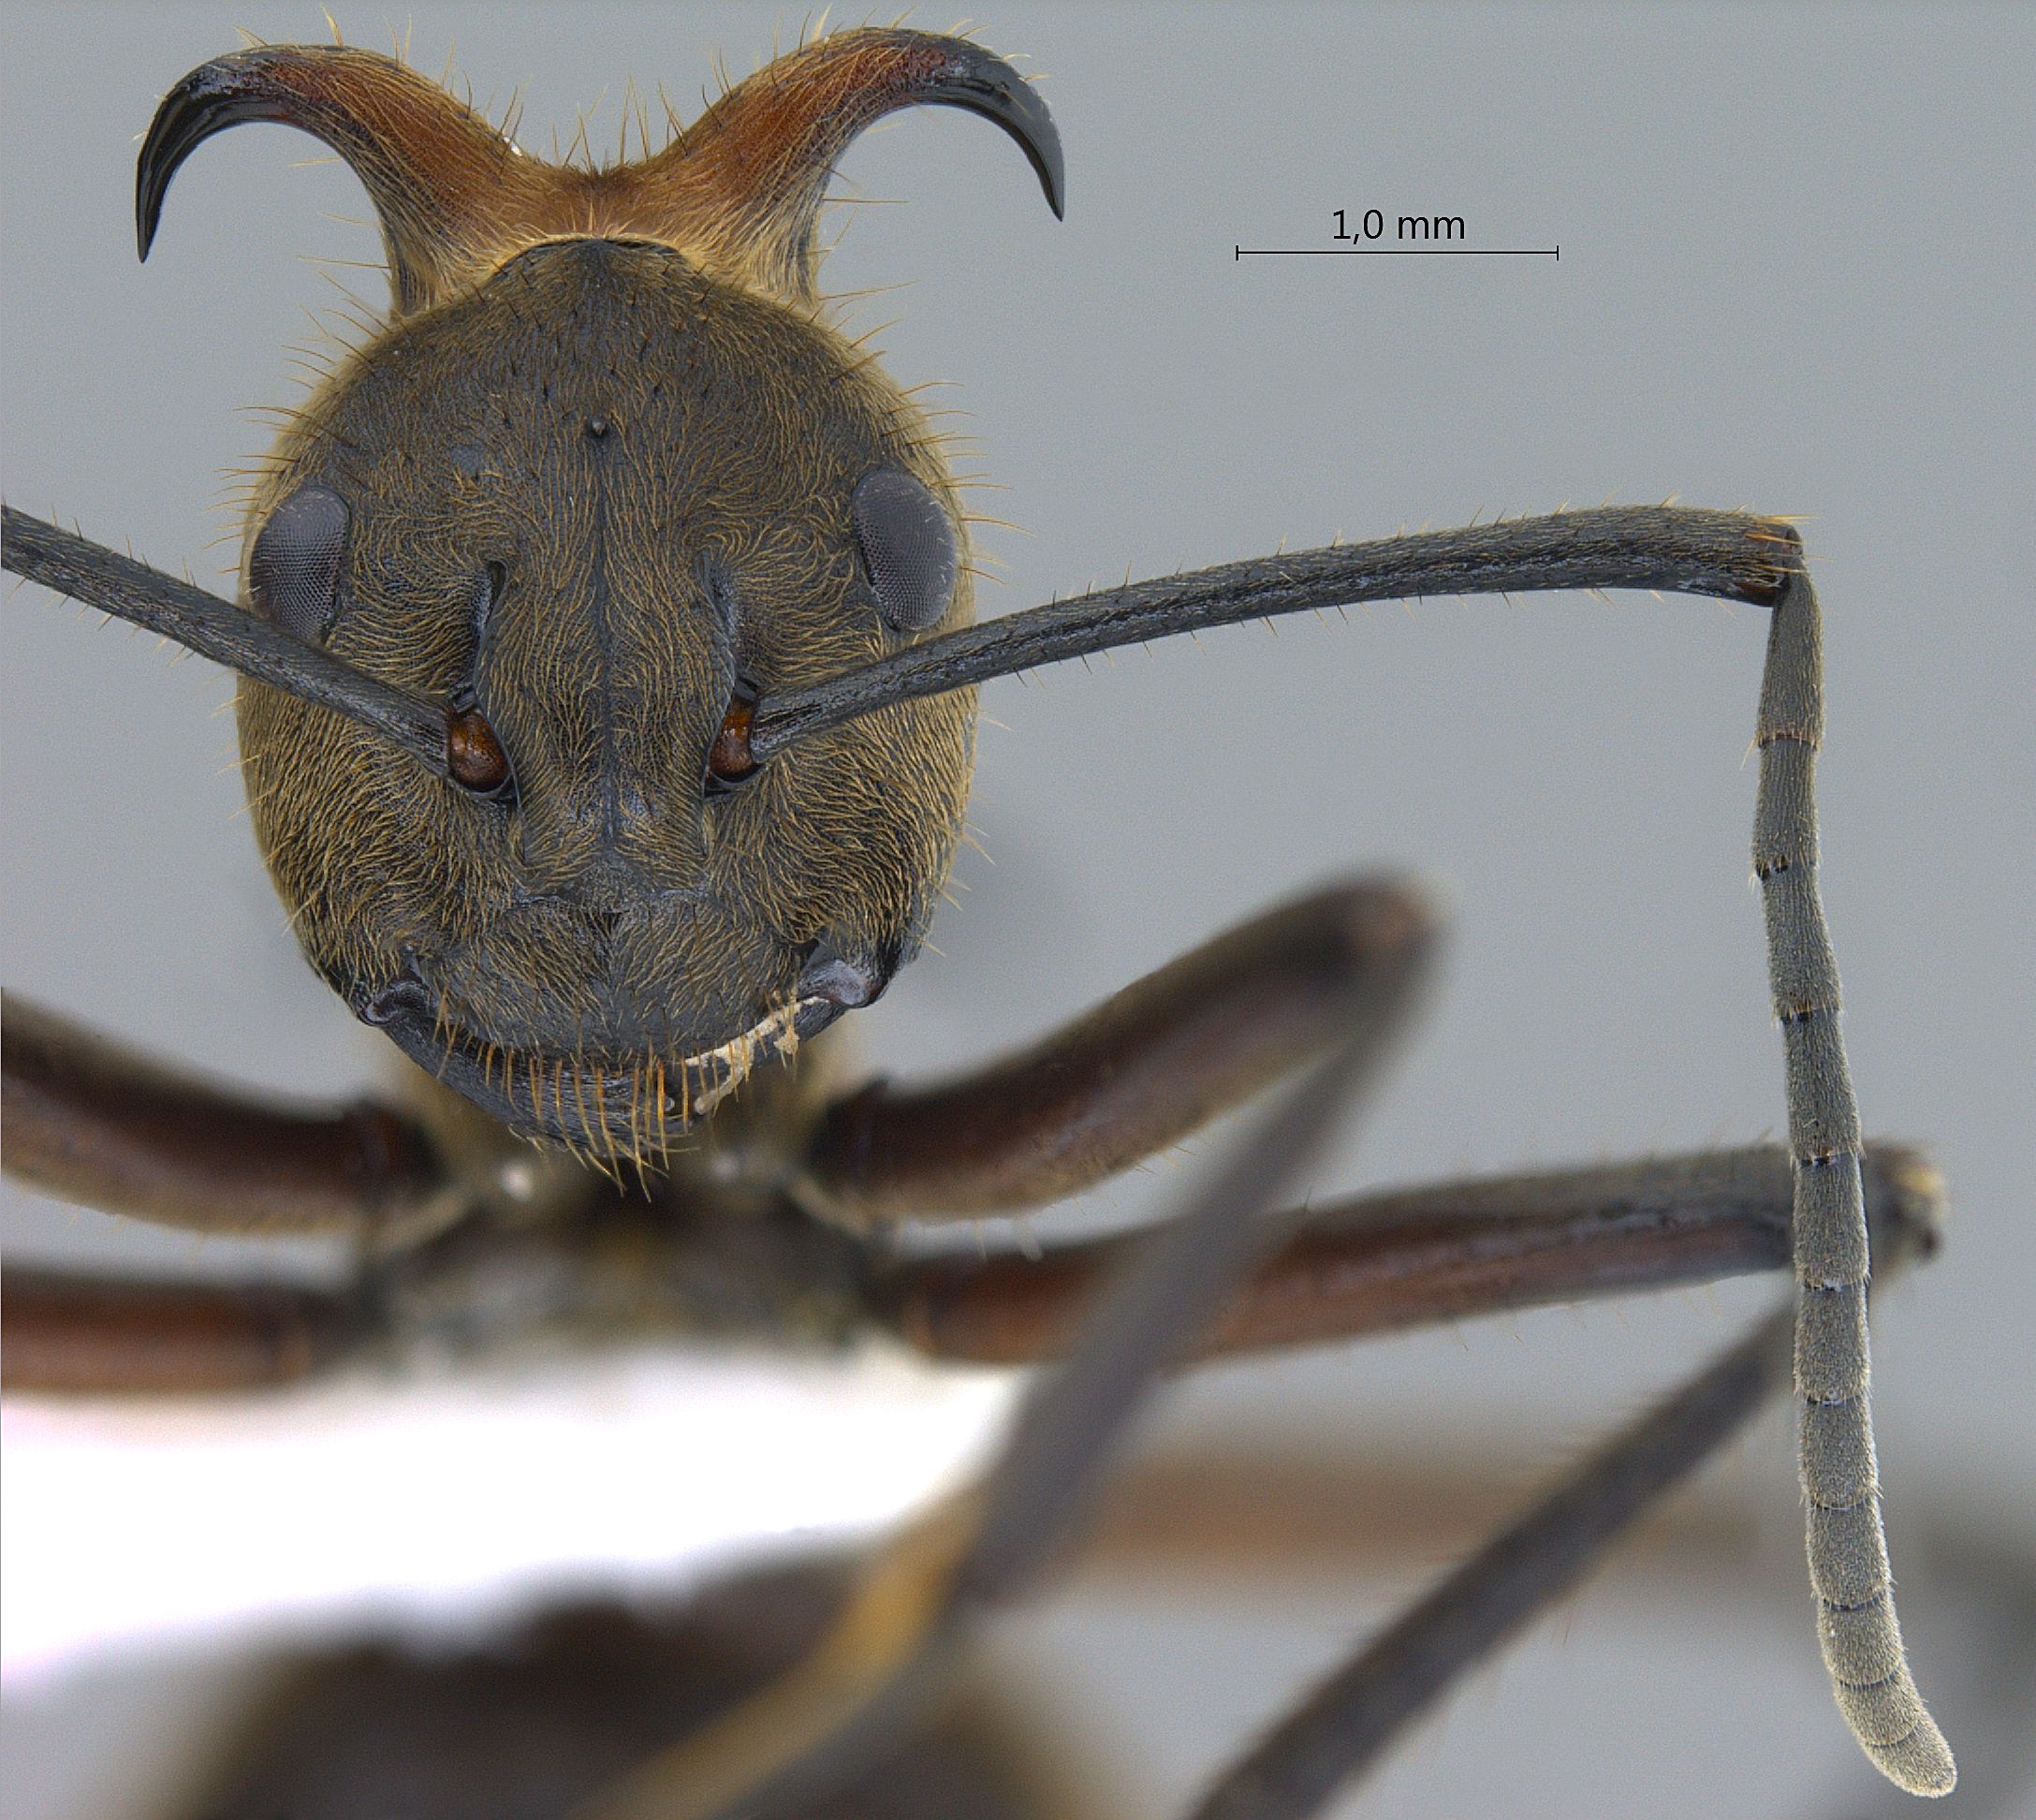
[2,1266,355,1393]
[1186,1307,1794,1820]
[578,887,1436,1820]
[2,993,445,1240]
[875,1141,1944,1365]
[799,877,1432,1225]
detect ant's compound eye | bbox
[247,484,348,643]
[445,704,511,796]
[851,468,956,633]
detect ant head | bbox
[139,31,1062,1156]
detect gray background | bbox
[4,5,2032,1818]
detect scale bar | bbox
[1237,245,1560,260]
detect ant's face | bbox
[240,239,974,1153]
